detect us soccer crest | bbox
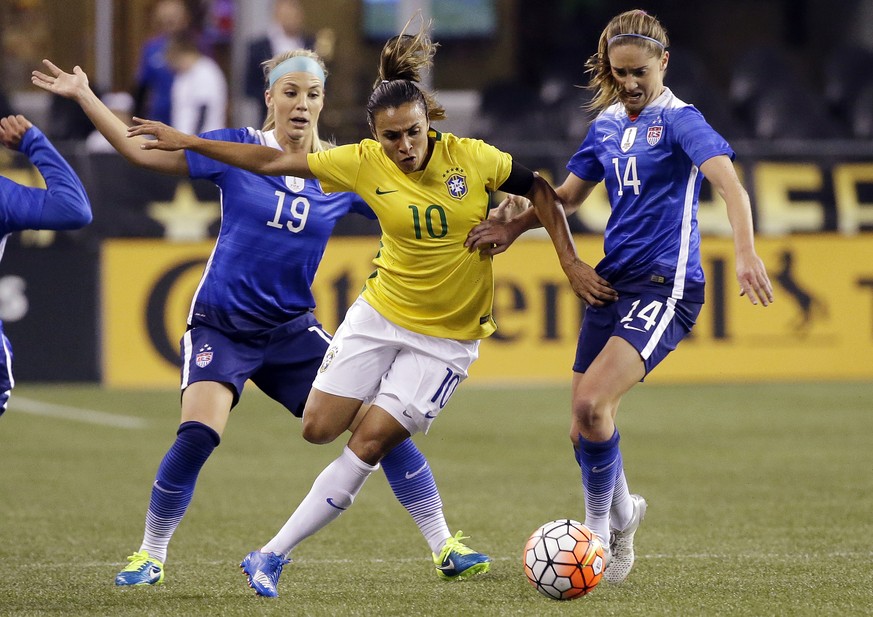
[196,344,213,368]
[445,173,468,200]
[284,176,305,193]
[646,125,663,146]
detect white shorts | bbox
[312,297,479,435]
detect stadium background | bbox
[1,0,871,386]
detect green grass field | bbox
[1,381,871,616]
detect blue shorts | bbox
[573,293,702,377]
[180,312,332,417]
[0,323,13,416]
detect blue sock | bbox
[574,429,621,546]
[381,438,450,554]
[139,421,220,563]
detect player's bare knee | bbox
[572,396,608,433]
[348,436,387,466]
[301,416,342,444]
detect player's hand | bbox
[0,115,33,150]
[127,118,191,151]
[736,249,774,306]
[562,258,618,306]
[466,195,534,255]
[31,59,90,100]
[465,218,522,256]
[490,194,531,222]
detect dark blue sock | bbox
[574,429,621,544]
[381,438,447,553]
[140,421,220,562]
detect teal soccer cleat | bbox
[114,550,164,586]
[433,531,491,580]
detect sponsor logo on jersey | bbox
[284,176,305,192]
[445,173,468,200]
[620,127,637,152]
[646,125,663,146]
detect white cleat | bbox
[603,494,647,584]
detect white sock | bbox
[261,446,378,556]
[425,523,452,555]
[609,469,633,533]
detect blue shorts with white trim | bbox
[180,312,332,416]
[573,292,702,376]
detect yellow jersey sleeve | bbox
[306,144,363,193]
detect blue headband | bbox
[268,56,326,87]
[607,33,665,49]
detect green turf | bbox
[1,381,871,616]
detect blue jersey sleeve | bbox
[566,125,606,182]
[671,106,734,167]
[349,192,376,219]
[185,128,252,182]
[0,126,92,234]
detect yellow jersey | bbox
[308,129,513,340]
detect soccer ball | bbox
[522,519,605,600]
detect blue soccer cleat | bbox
[240,550,291,597]
[433,531,491,580]
[114,550,164,586]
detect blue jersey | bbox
[0,126,92,261]
[567,88,732,303]
[185,128,375,336]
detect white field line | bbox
[10,396,148,429]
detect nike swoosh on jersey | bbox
[375,187,398,195]
[601,133,615,142]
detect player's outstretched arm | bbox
[31,60,187,175]
[128,118,313,178]
[700,155,774,307]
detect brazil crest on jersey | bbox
[308,130,513,340]
[567,88,733,303]
[185,128,374,335]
